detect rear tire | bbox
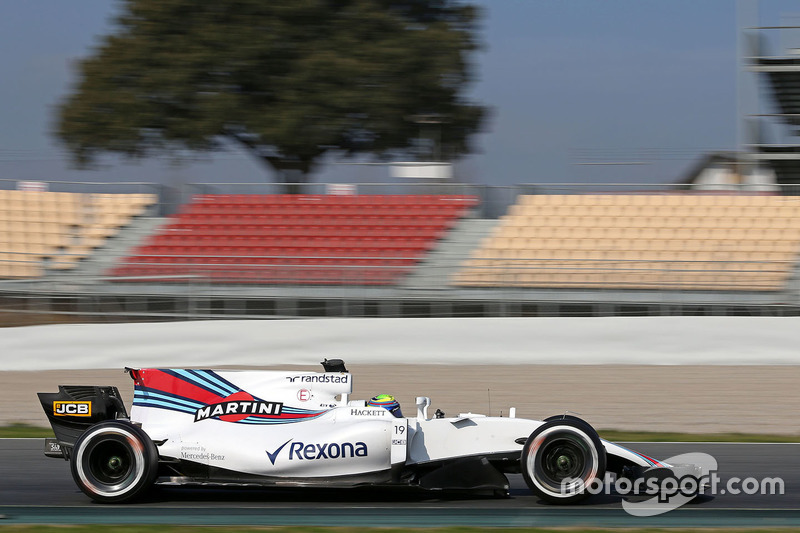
[521,418,606,504]
[70,420,158,503]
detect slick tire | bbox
[521,418,606,504]
[70,420,158,503]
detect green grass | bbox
[0,423,54,438]
[2,423,799,442]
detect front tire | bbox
[70,420,158,503]
[521,418,606,504]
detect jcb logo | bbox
[53,401,91,417]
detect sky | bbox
[0,0,799,191]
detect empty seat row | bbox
[146,235,436,246]
[476,239,800,254]
[132,246,427,258]
[491,227,800,241]
[192,194,478,206]
[501,215,800,229]
[467,251,796,263]
[166,219,450,230]
[120,256,418,266]
[510,204,800,218]
[518,193,800,207]
[182,204,469,214]
[173,213,458,225]
[158,227,445,239]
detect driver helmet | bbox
[367,394,403,418]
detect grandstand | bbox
[0,191,156,278]
[454,194,800,291]
[1,184,800,321]
[109,194,477,285]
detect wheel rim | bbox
[540,438,586,483]
[88,440,133,484]
[75,427,147,499]
[527,426,600,498]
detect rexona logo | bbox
[289,441,368,460]
[195,396,283,422]
[53,401,91,417]
[266,439,369,464]
[285,374,350,384]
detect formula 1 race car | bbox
[38,360,702,503]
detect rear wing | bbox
[37,385,128,459]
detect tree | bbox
[56,0,486,192]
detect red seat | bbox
[112,194,478,285]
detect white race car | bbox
[38,360,702,503]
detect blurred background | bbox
[1,0,800,323]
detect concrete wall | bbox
[1,316,798,371]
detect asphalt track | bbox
[2,440,799,527]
